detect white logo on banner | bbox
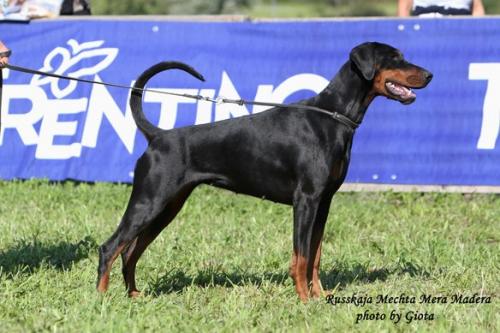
[30,39,119,98]
[0,39,328,160]
[469,63,500,149]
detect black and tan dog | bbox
[96,42,432,302]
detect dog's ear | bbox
[349,43,376,81]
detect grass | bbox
[0,180,498,332]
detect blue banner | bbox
[0,18,499,185]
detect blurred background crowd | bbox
[90,0,499,16]
[1,0,500,19]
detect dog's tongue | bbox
[386,82,416,99]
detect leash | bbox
[0,50,9,133]
[1,62,360,131]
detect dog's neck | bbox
[308,61,375,125]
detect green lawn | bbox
[0,180,498,332]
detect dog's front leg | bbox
[292,193,321,303]
[308,193,334,298]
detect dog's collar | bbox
[275,103,360,131]
[298,105,360,131]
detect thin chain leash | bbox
[1,62,360,131]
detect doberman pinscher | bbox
[96,42,432,302]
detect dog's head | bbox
[349,42,433,104]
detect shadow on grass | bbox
[147,259,431,296]
[147,269,290,296]
[321,260,430,291]
[0,236,96,278]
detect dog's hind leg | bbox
[97,193,178,293]
[97,202,166,293]
[120,187,194,297]
[96,157,188,293]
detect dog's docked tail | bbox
[130,61,205,140]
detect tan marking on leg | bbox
[129,290,142,298]
[310,242,323,298]
[124,234,154,297]
[96,244,126,293]
[97,274,109,293]
[295,255,309,303]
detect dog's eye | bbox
[392,53,404,61]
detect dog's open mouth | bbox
[385,81,416,104]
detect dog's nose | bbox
[423,71,433,83]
